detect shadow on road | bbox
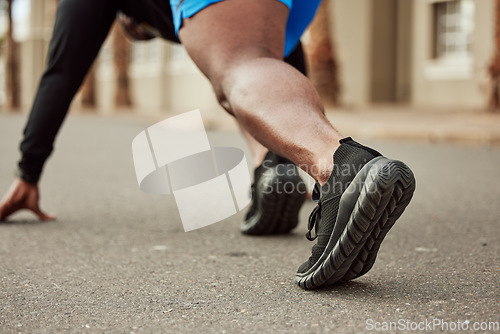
[0,218,55,226]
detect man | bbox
[0,0,415,289]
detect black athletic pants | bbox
[17,0,307,183]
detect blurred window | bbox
[132,40,163,64]
[169,43,189,60]
[149,39,163,62]
[433,0,475,60]
[132,42,147,64]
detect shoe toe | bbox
[297,260,312,274]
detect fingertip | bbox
[34,209,56,221]
[41,214,56,221]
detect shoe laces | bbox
[306,183,322,241]
[306,202,321,241]
[305,189,341,265]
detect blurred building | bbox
[5,0,220,117]
[333,0,493,108]
[95,37,220,117]
[3,0,496,113]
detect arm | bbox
[1,0,118,221]
[18,0,119,183]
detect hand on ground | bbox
[0,178,56,221]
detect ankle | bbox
[252,150,269,169]
[316,164,333,186]
[316,137,381,187]
[314,141,340,186]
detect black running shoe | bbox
[295,138,416,289]
[241,152,307,235]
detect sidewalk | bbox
[5,104,500,146]
[194,104,500,146]
[324,105,500,146]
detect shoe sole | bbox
[241,164,307,235]
[295,157,416,289]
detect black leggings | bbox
[17,0,307,183]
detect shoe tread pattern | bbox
[241,164,306,235]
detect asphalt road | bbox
[1,113,499,333]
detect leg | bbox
[239,126,268,169]
[178,0,342,185]
[242,42,308,169]
[178,0,416,289]
[1,0,119,221]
